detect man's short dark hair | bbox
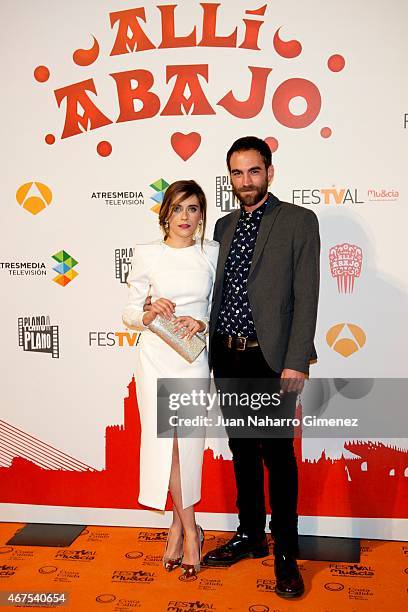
[226,136,272,171]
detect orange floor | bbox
[0,523,406,611]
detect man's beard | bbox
[233,178,269,208]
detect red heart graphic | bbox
[171,132,201,161]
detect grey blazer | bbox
[209,193,320,374]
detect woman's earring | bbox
[164,221,169,230]
[194,220,203,240]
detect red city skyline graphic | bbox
[0,377,406,518]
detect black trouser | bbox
[212,334,299,555]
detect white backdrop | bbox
[1,0,407,540]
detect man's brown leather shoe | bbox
[203,532,269,566]
[274,552,304,598]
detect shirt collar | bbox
[239,192,271,221]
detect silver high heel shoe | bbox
[162,527,184,572]
[180,525,204,578]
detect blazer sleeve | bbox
[122,245,151,331]
[213,218,222,243]
[283,210,320,373]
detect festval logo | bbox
[292,187,363,206]
[329,243,363,293]
[326,323,366,357]
[52,250,78,286]
[16,182,52,215]
[32,4,346,158]
[150,178,169,213]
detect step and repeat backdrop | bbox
[1,0,407,539]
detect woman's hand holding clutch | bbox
[142,298,204,340]
[172,316,205,340]
[142,297,175,326]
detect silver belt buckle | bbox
[236,337,247,351]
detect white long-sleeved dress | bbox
[122,238,219,510]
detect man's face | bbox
[229,149,274,209]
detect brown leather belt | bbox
[219,335,259,351]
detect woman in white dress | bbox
[122,180,219,577]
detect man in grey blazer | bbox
[203,136,320,599]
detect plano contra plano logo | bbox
[18,315,60,358]
[216,176,239,213]
[115,247,134,284]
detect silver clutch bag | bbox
[148,316,206,363]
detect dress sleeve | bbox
[122,246,151,331]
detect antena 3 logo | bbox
[216,176,239,213]
[18,315,60,358]
[326,323,366,357]
[16,182,52,215]
[292,187,363,206]
[115,248,134,284]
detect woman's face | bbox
[166,194,202,241]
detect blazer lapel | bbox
[249,194,281,279]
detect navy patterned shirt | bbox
[216,194,274,338]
